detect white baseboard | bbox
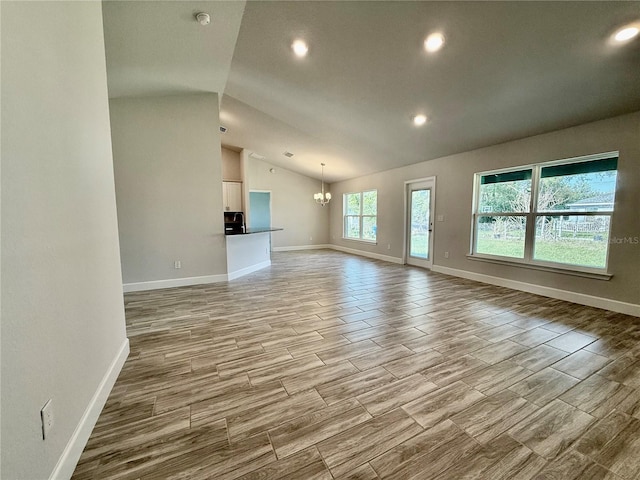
[272,244,331,252]
[329,244,404,265]
[122,262,272,291]
[50,338,130,480]
[228,260,271,281]
[432,265,640,317]
[123,274,228,292]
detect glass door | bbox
[406,179,435,268]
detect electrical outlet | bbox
[41,399,53,440]
[437,214,444,222]
[310,236,313,241]
[174,261,181,269]
[387,244,391,250]
[444,251,450,259]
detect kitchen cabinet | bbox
[222,181,242,212]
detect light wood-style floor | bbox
[73,250,640,480]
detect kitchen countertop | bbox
[225,227,283,236]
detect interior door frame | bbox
[403,176,436,269]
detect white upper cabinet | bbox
[222,181,242,212]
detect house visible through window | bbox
[472,153,618,271]
[344,190,377,242]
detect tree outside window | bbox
[473,155,617,271]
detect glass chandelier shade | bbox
[314,163,331,206]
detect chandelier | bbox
[313,163,331,206]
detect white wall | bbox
[226,233,271,279]
[1,2,128,478]
[244,154,330,248]
[329,112,640,310]
[221,147,242,181]
[110,94,227,287]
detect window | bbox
[344,190,377,242]
[472,153,618,272]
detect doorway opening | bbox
[249,191,271,229]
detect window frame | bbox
[470,151,618,277]
[343,189,378,243]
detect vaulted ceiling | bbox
[103,1,640,183]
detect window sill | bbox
[342,237,377,245]
[466,254,612,280]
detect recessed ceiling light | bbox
[292,40,308,57]
[413,114,428,126]
[612,24,640,43]
[424,33,445,52]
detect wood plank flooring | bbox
[72,250,640,479]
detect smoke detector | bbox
[195,12,210,26]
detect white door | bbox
[406,179,435,269]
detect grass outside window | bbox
[471,153,618,272]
